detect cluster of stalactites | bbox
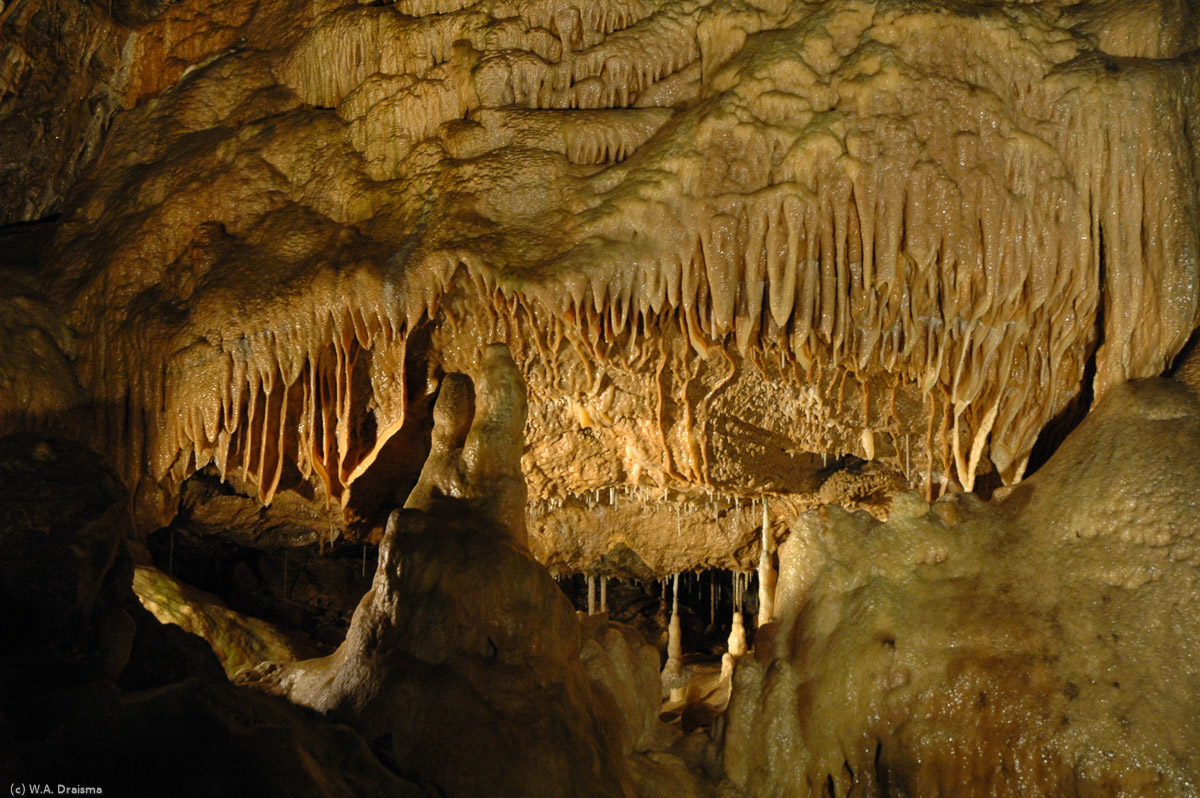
[83,278,435,517]
[57,0,1200,525]
[166,310,408,508]
[79,73,1200,516]
[575,552,774,671]
[493,185,1084,489]
[517,90,1199,486]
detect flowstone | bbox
[721,377,1200,796]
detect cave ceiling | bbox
[2,0,1199,574]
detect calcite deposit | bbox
[4,0,1200,793]
[722,377,1200,795]
[5,0,1200,572]
[0,434,431,797]
[132,564,314,676]
[237,345,688,797]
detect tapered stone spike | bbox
[587,574,595,615]
[600,575,607,613]
[728,609,747,659]
[727,570,747,658]
[758,497,776,628]
[667,573,682,666]
[661,572,686,703]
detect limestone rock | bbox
[5,0,1198,571]
[721,377,1200,795]
[132,564,313,677]
[238,345,654,796]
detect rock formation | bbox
[0,434,432,796]
[237,344,686,796]
[723,377,1200,795]
[131,564,315,676]
[6,0,1200,571]
[4,0,1200,793]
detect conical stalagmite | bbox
[728,572,747,658]
[662,572,687,704]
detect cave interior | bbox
[4,0,1200,795]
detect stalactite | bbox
[757,497,775,628]
[710,570,716,626]
[42,0,1200,569]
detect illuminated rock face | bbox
[131,564,312,677]
[722,378,1200,795]
[4,0,1198,572]
[236,345,676,797]
[5,1,1200,790]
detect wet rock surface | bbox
[5,0,1199,572]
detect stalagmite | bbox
[599,575,608,613]
[662,572,687,704]
[720,569,748,698]
[727,572,747,658]
[722,380,1200,795]
[587,574,596,615]
[667,573,682,669]
[757,498,775,628]
[727,612,747,658]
